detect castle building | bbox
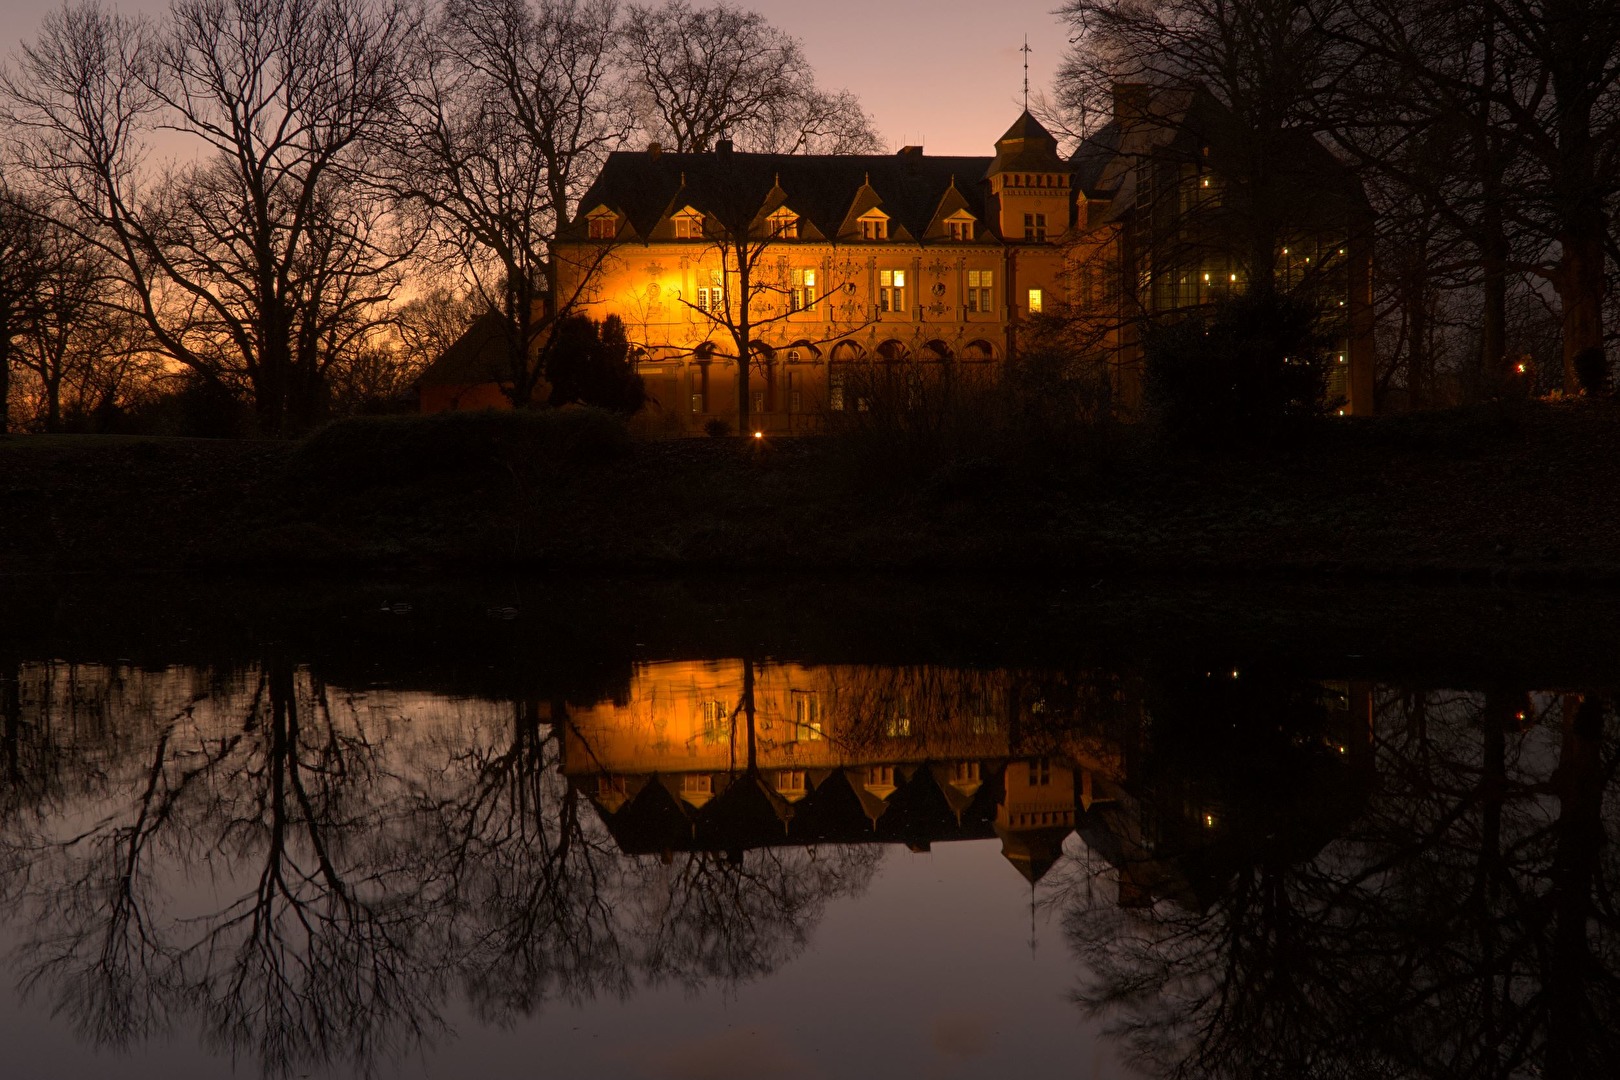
[424,85,1375,429]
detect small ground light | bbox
[753,430,764,439]
[1204,813,1216,827]
[1516,362,1527,374]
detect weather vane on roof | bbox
[1022,35,1032,111]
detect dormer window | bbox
[859,212,888,240]
[945,213,976,241]
[586,208,617,240]
[672,208,704,239]
[768,207,800,239]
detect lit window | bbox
[1023,212,1047,241]
[948,218,974,241]
[792,691,824,739]
[696,269,723,314]
[1027,288,1043,314]
[778,769,807,793]
[769,208,799,239]
[789,268,817,312]
[879,269,906,313]
[701,699,729,742]
[860,215,887,240]
[588,213,615,239]
[966,269,994,313]
[829,369,845,411]
[683,774,712,795]
[674,213,704,239]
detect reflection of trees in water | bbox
[632,844,880,990]
[1056,683,1620,1079]
[0,663,880,1076]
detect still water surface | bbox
[0,578,1616,1078]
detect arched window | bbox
[877,339,910,362]
[921,339,953,360]
[830,340,866,362]
[962,339,997,361]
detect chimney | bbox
[1112,83,1152,127]
[647,141,662,158]
[716,137,733,156]
[898,145,923,157]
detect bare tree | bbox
[3,0,416,435]
[0,182,50,435]
[667,160,873,433]
[618,1,879,154]
[394,0,626,407]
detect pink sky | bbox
[0,0,1070,154]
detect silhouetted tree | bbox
[618,1,878,154]
[544,313,646,413]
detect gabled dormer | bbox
[839,174,908,242]
[986,110,1073,242]
[667,203,706,240]
[584,204,621,240]
[924,177,981,242]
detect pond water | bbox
[0,576,1617,1079]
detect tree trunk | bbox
[0,323,11,436]
[1545,693,1605,1079]
[735,251,753,434]
[1479,215,1508,396]
[1556,223,1607,391]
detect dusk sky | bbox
[0,0,1069,155]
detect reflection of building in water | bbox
[561,660,1374,901]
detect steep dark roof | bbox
[986,109,1067,178]
[569,150,999,243]
[416,309,509,389]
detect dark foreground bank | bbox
[2,400,1619,580]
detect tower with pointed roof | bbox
[985,111,1072,245]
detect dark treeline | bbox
[0,0,876,436]
[1050,0,1620,409]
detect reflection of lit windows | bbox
[701,699,730,742]
[683,774,712,796]
[690,392,705,413]
[1027,288,1043,314]
[777,769,807,793]
[829,368,846,411]
[596,775,627,797]
[867,765,894,788]
[1028,757,1051,786]
[952,761,980,784]
[885,713,911,738]
[792,691,824,740]
[879,269,906,312]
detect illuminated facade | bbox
[422,86,1376,427]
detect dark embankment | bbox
[2,400,1620,581]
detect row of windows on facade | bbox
[589,208,1051,242]
[642,759,1053,804]
[688,269,1038,317]
[694,694,1003,743]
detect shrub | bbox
[290,406,630,486]
[544,314,647,414]
[1143,291,1333,445]
[703,417,732,438]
